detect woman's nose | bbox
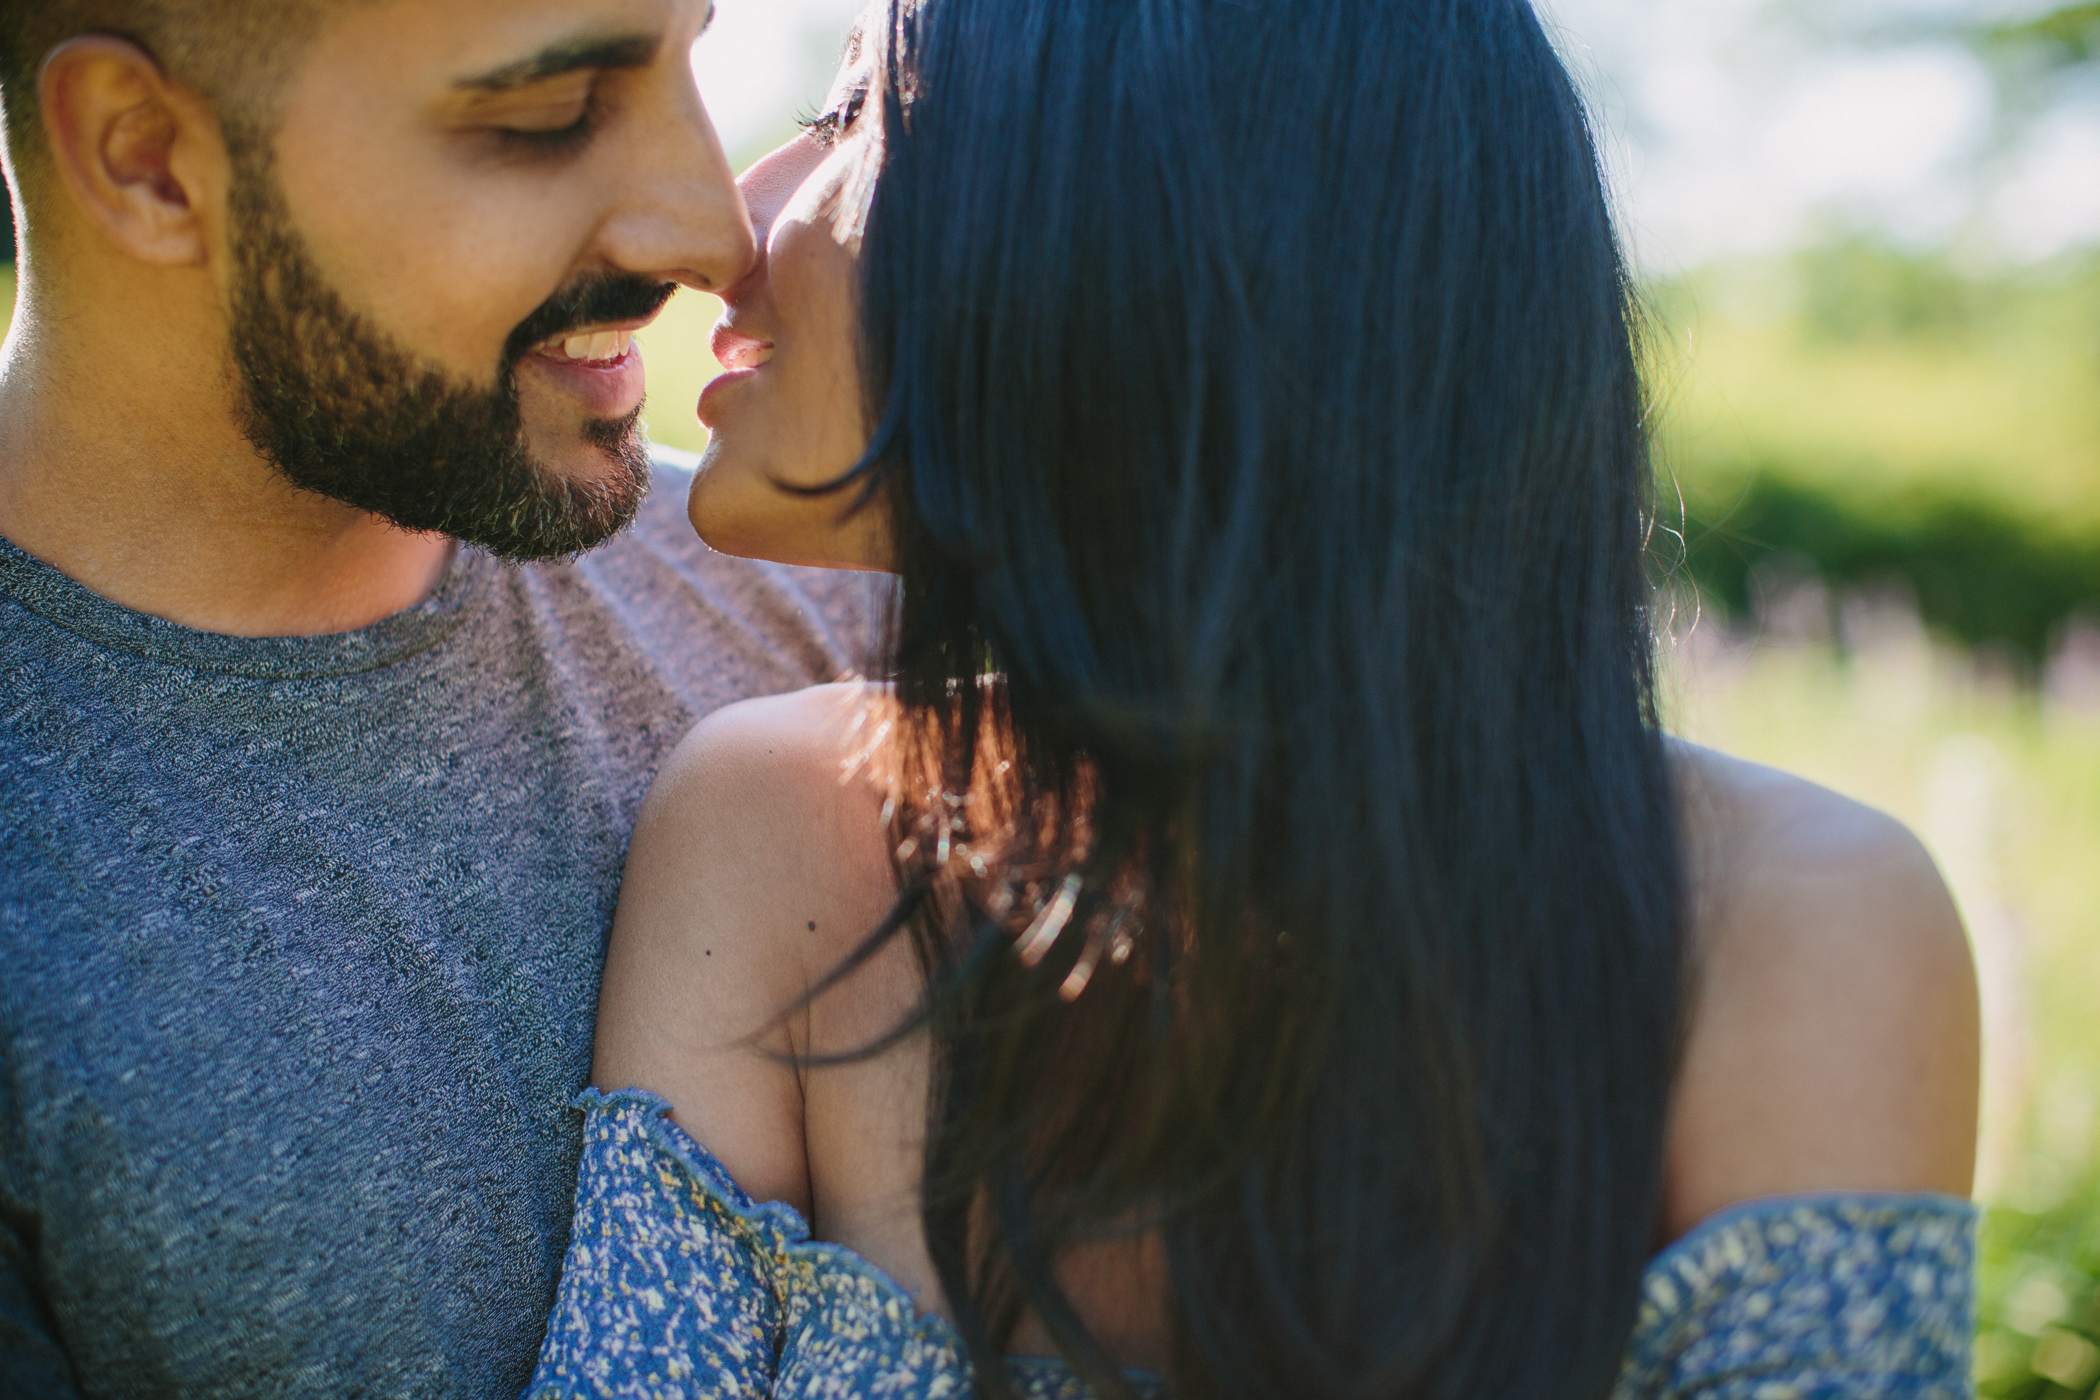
[722,134,831,298]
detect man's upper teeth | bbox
[553,330,633,362]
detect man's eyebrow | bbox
[453,32,663,93]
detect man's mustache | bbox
[504,273,680,368]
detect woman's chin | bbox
[687,455,898,572]
[685,490,778,563]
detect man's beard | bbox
[225,162,676,561]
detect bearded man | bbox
[0,1,884,1394]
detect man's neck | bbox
[0,268,455,640]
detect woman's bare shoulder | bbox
[648,682,887,821]
[1662,741,1980,1241]
[622,681,900,991]
[590,683,898,1212]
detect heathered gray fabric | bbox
[0,448,888,1400]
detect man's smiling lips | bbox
[537,327,639,364]
[519,314,660,420]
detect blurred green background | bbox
[1654,235,2100,1396]
[4,0,2097,1389]
[632,290,723,459]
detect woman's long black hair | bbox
[837,1,1685,1396]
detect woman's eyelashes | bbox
[798,88,870,148]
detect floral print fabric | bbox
[525,1089,1976,1400]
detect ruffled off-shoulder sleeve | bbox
[524,1088,1164,1400]
[523,1088,811,1399]
[1613,1194,1980,1400]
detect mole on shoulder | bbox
[808,921,817,932]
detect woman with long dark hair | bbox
[525,0,1981,1395]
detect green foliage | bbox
[1672,472,2100,663]
[1651,240,2100,663]
[1977,3,2100,68]
[631,287,722,455]
[1979,1185,2100,1398]
[1795,237,1985,344]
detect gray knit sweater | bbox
[0,449,886,1398]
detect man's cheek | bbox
[515,374,576,448]
[369,263,548,383]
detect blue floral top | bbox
[523,1089,1978,1399]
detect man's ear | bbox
[39,36,227,266]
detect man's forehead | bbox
[310,0,710,85]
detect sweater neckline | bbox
[0,530,493,680]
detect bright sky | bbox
[1543,0,2100,270]
[692,0,866,162]
[690,0,2100,272]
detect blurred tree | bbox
[1675,472,2100,666]
[1977,1175,2100,1398]
[1794,238,1978,343]
[1976,2,2100,68]
[1956,1,2100,134]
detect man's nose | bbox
[597,85,756,295]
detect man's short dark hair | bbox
[0,1,330,196]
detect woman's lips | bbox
[698,322,775,430]
[696,365,760,430]
[710,322,774,371]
